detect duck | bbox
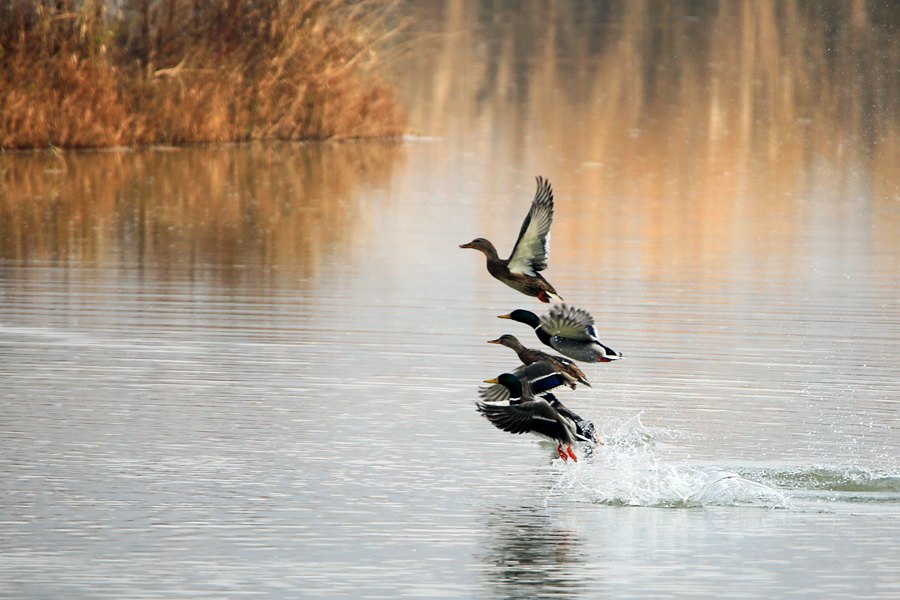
[476,371,597,462]
[459,176,563,303]
[498,304,622,363]
[487,334,591,388]
[478,360,574,404]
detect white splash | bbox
[547,414,789,508]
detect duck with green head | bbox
[499,304,622,363]
[459,176,563,303]
[476,368,597,462]
[478,361,573,403]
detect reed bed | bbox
[0,0,406,149]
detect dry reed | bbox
[0,0,406,149]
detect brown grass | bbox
[0,0,406,149]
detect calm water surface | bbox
[2,2,899,598]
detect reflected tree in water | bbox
[0,142,403,288]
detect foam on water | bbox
[547,414,790,508]
[546,415,900,509]
[736,466,900,505]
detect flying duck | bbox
[460,176,563,303]
[487,334,591,388]
[498,304,622,363]
[477,361,574,403]
[476,372,596,462]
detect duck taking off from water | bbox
[478,361,574,404]
[476,370,596,462]
[487,334,591,388]
[499,304,622,363]
[459,176,563,303]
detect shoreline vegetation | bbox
[0,0,406,150]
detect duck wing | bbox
[506,176,554,276]
[478,382,512,404]
[540,304,596,341]
[545,355,591,386]
[477,361,568,403]
[544,394,596,443]
[476,398,573,443]
[517,361,570,395]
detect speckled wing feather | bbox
[540,304,596,341]
[506,176,554,276]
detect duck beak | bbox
[487,338,501,344]
[459,241,474,249]
[483,377,499,384]
[497,313,512,319]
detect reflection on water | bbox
[0,141,402,285]
[478,504,586,599]
[402,0,898,281]
[1,1,899,598]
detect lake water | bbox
[1,2,899,598]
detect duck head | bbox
[459,237,499,258]
[483,373,524,399]
[497,309,541,329]
[487,334,523,349]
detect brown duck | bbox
[460,176,563,303]
[488,334,591,389]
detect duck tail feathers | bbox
[544,291,564,303]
